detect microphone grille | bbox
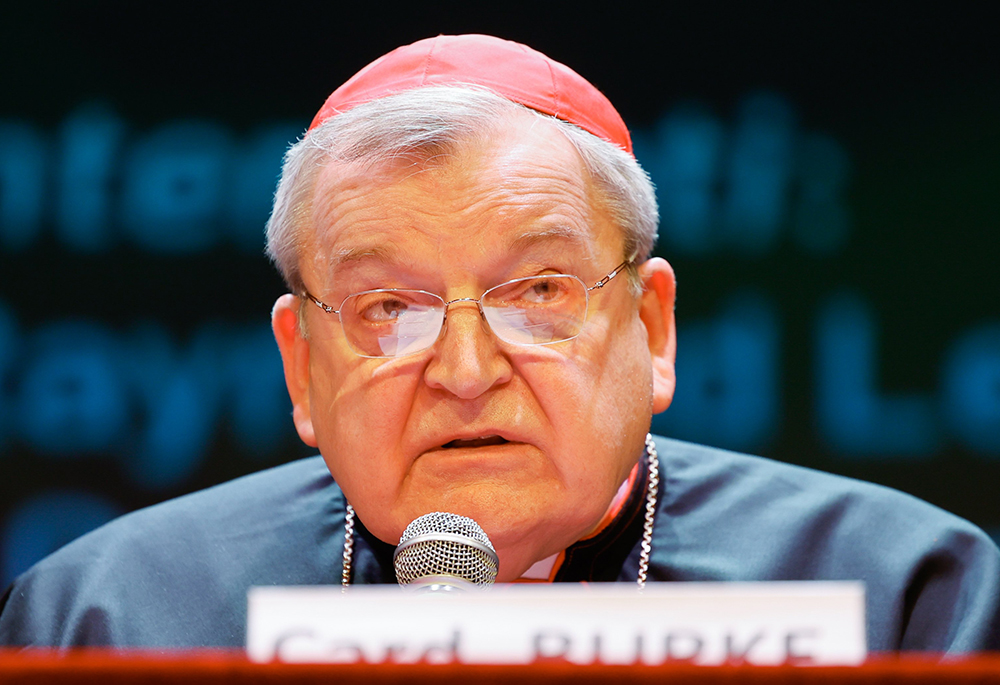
[394,512,499,586]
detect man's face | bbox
[273,111,676,580]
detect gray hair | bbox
[265,85,658,296]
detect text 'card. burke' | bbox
[247,582,866,666]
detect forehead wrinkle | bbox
[306,116,613,293]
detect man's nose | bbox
[422,301,513,398]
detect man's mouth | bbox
[441,435,510,449]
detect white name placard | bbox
[247,582,866,666]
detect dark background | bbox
[1,3,998,586]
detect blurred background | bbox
[1,3,998,587]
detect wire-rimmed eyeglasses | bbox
[301,261,632,358]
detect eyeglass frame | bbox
[299,259,633,358]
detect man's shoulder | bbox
[649,436,1000,651]
[652,435,984,536]
[51,455,337,553]
[137,455,337,526]
[0,456,345,648]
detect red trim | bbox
[2,650,999,684]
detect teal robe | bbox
[2,437,998,651]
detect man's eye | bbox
[521,279,566,303]
[360,298,408,322]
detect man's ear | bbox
[272,294,318,447]
[638,258,677,414]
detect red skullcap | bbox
[309,34,632,155]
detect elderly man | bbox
[1,34,998,652]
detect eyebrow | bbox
[322,244,399,286]
[329,244,397,269]
[504,225,594,257]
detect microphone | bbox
[393,512,499,591]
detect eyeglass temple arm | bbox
[588,260,632,291]
[302,292,337,314]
